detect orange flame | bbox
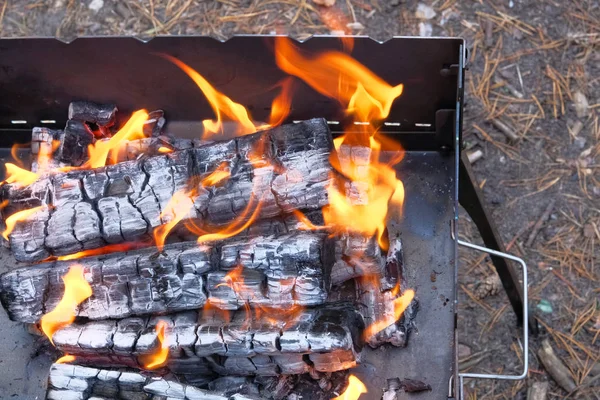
[55,242,149,261]
[268,77,295,127]
[292,209,327,231]
[3,163,39,187]
[37,140,61,172]
[363,288,415,341]
[2,206,44,240]
[200,163,231,187]
[10,143,28,168]
[85,110,149,168]
[153,189,197,251]
[275,37,405,251]
[275,38,403,120]
[193,193,262,244]
[332,375,368,400]
[140,320,169,370]
[56,354,76,364]
[160,54,258,139]
[40,265,93,345]
[215,265,244,290]
[153,165,231,251]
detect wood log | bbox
[68,101,117,127]
[0,231,332,322]
[50,303,363,377]
[357,237,418,348]
[58,120,96,166]
[538,339,577,393]
[46,362,252,400]
[2,118,334,263]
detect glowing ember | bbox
[3,163,39,187]
[363,288,415,341]
[332,375,367,400]
[55,354,76,364]
[2,206,44,240]
[140,320,169,370]
[40,265,93,345]
[85,109,149,168]
[55,242,148,261]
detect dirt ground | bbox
[0,0,598,399]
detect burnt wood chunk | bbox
[330,234,384,285]
[0,232,332,323]
[51,304,363,376]
[2,119,334,263]
[58,120,95,166]
[68,101,117,126]
[31,127,62,173]
[357,237,418,348]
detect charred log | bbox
[143,110,166,137]
[46,362,250,400]
[68,101,117,127]
[31,127,62,173]
[0,232,332,322]
[50,303,363,377]
[330,234,385,285]
[57,120,96,166]
[357,237,418,348]
[2,118,334,263]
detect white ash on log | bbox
[50,303,363,377]
[330,234,385,286]
[68,101,118,127]
[2,118,334,263]
[0,231,332,322]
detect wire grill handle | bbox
[455,239,529,400]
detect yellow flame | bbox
[3,163,39,187]
[332,375,368,400]
[157,146,173,154]
[56,354,76,364]
[2,206,45,240]
[363,288,415,341]
[40,265,93,345]
[140,320,169,370]
[268,77,295,127]
[160,54,257,139]
[85,110,148,168]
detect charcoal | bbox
[50,304,362,376]
[0,232,331,323]
[58,120,95,166]
[68,101,117,126]
[2,118,334,263]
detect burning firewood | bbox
[1,118,335,263]
[0,231,332,322]
[49,303,363,377]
